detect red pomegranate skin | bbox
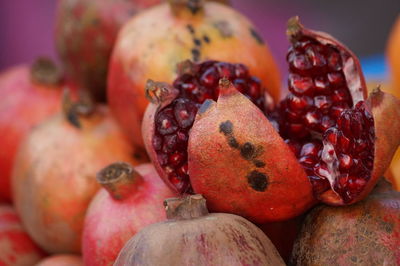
[0,65,63,202]
[108,0,281,148]
[55,0,162,102]
[12,106,147,254]
[36,255,83,266]
[0,205,45,266]
[82,163,176,266]
[291,180,400,265]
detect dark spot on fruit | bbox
[250,28,264,45]
[198,99,214,114]
[187,24,195,34]
[187,0,202,14]
[219,120,233,135]
[203,35,210,43]
[241,142,256,160]
[254,160,266,168]
[132,151,143,160]
[228,137,239,149]
[214,21,233,38]
[67,112,81,129]
[247,170,268,191]
[193,38,201,46]
[191,48,201,62]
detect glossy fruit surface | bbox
[12,102,147,254]
[82,162,175,266]
[115,195,285,266]
[108,0,280,148]
[0,59,64,202]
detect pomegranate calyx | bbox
[286,16,302,42]
[30,57,62,86]
[168,0,205,17]
[145,79,179,106]
[164,194,208,220]
[97,162,142,200]
[61,89,94,128]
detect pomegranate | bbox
[12,94,147,254]
[108,0,280,148]
[115,194,285,265]
[258,215,305,263]
[0,58,65,202]
[55,0,163,102]
[0,204,45,266]
[36,255,83,266]
[143,17,400,223]
[291,180,400,265]
[82,162,175,266]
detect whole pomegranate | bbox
[36,255,83,266]
[0,205,45,265]
[291,180,400,265]
[0,58,65,202]
[82,162,175,266]
[55,0,163,102]
[143,17,400,223]
[115,194,285,266]
[12,95,147,254]
[108,0,280,148]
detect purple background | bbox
[0,0,399,77]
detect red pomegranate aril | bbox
[326,49,342,71]
[299,155,317,167]
[288,95,312,111]
[304,110,321,129]
[330,102,349,118]
[150,61,267,193]
[300,142,321,157]
[200,68,219,88]
[314,95,332,111]
[285,139,301,156]
[337,134,352,153]
[332,88,350,102]
[289,53,312,73]
[339,154,353,170]
[289,74,314,95]
[234,63,249,78]
[327,72,344,86]
[320,116,335,132]
[337,111,352,137]
[324,128,339,145]
[305,45,326,68]
[314,76,329,94]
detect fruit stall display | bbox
[0,1,399,265]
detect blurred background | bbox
[0,0,399,79]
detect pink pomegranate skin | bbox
[0,64,64,202]
[82,163,176,266]
[55,0,162,101]
[36,255,83,266]
[0,205,45,266]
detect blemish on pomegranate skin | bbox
[187,24,195,34]
[219,120,233,135]
[250,28,264,45]
[203,35,210,43]
[247,170,268,191]
[191,48,201,62]
[240,142,256,160]
[254,160,266,168]
[213,21,233,38]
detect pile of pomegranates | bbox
[2,0,400,263]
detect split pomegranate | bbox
[143,60,275,194]
[36,255,83,266]
[108,0,280,148]
[144,17,400,223]
[0,58,65,202]
[115,194,285,265]
[12,94,147,254]
[82,162,175,266]
[55,0,162,101]
[0,204,45,265]
[291,180,400,265]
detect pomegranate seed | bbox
[314,95,332,111]
[234,63,249,78]
[174,99,197,129]
[289,53,312,73]
[337,134,351,153]
[305,45,326,68]
[200,67,218,87]
[320,116,335,132]
[288,95,312,112]
[304,110,321,129]
[326,49,342,71]
[152,135,163,151]
[216,62,234,79]
[169,152,186,167]
[289,74,314,95]
[300,142,321,157]
[339,154,353,170]
[156,108,178,135]
[332,89,350,102]
[327,72,344,87]
[299,155,317,167]
[314,76,329,94]
[233,79,247,93]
